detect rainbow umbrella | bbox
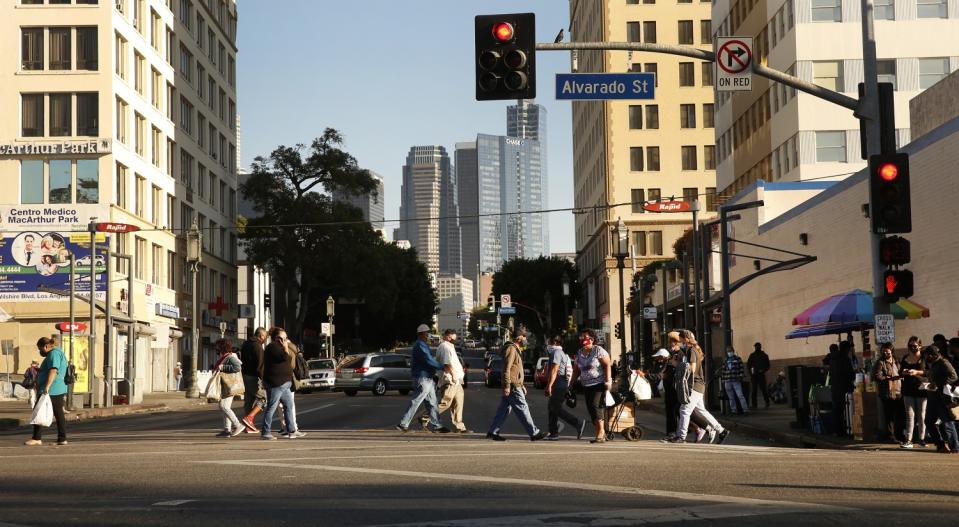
[792,289,930,326]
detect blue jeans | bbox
[488,386,540,437]
[724,381,748,413]
[399,374,441,429]
[925,396,959,451]
[263,381,295,436]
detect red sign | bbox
[56,322,87,333]
[208,296,229,316]
[643,200,692,213]
[95,222,140,233]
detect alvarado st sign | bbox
[555,73,656,100]
[0,139,112,156]
[643,200,692,213]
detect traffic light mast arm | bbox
[535,42,860,112]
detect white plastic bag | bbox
[30,394,54,427]
[604,390,616,407]
[204,371,222,402]
[630,373,653,400]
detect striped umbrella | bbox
[792,289,930,325]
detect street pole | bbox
[690,200,701,342]
[104,246,112,408]
[326,295,336,359]
[87,220,97,408]
[186,220,202,399]
[128,252,136,403]
[661,266,668,339]
[718,201,764,358]
[637,275,644,368]
[68,253,75,409]
[682,251,690,331]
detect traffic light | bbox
[263,293,271,309]
[475,13,536,101]
[883,270,914,302]
[869,153,911,234]
[614,322,623,340]
[487,295,496,312]
[879,236,911,266]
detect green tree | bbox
[491,256,580,343]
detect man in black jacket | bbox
[747,342,771,409]
[239,328,267,432]
[261,327,303,440]
[829,341,856,437]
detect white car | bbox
[301,358,336,392]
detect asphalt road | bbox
[2,350,958,526]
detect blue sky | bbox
[236,0,576,253]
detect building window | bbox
[815,131,846,162]
[876,60,897,89]
[683,187,698,204]
[681,146,698,170]
[627,22,641,42]
[813,61,843,92]
[703,103,715,128]
[152,68,162,108]
[811,0,841,21]
[917,0,946,18]
[135,237,147,281]
[152,243,162,284]
[167,193,175,228]
[702,62,713,86]
[650,231,663,256]
[76,159,98,204]
[631,189,645,213]
[179,45,192,82]
[151,126,161,166]
[135,112,145,156]
[700,20,712,44]
[629,105,643,129]
[647,188,661,203]
[167,250,177,289]
[180,97,193,134]
[643,21,657,43]
[919,58,948,89]
[633,231,648,256]
[135,174,146,217]
[679,62,695,86]
[49,160,71,203]
[678,20,693,45]
[647,146,661,171]
[705,187,717,211]
[116,162,128,209]
[21,160,44,204]
[22,94,44,137]
[77,92,98,136]
[874,0,895,19]
[181,150,194,188]
[115,97,128,143]
[49,94,71,136]
[22,28,43,70]
[134,52,145,94]
[704,145,716,170]
[645,104,659,129]
[680,104,696,128]
[49,28,71,70]
[77,27,97,70]
[630,147,644,171]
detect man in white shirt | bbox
[435,329,469,433]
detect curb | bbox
[0,399,210,431]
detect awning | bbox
[792,289,931,325]
[786,321,870,340]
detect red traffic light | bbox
[884,274,899,295]
[492,22,514,42]
[878,163,899,181]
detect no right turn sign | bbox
[716,37,753,92]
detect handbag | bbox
[220,371,245,397]
[204,371,223,402]
[564,391,577,409]
[30,394,54,427]
[630,373,653,401]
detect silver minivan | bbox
[334,353,412,396]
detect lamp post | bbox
[611,218,630,372]
[326,295,335,359]
[561,272,570,334]
[186,220,202,398]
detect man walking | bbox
[721,346,749,415]
[435,329,469,433]
[23,361,39,408]
[261,327,304,440]
[544,336,585,440]
[240,327,267,433]
[486,327,547,442]
[397,324,448,433]
[747,342,771,409]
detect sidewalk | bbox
[641,397,903,451]
[0,391,211,431]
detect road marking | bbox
[196,459,853,512]
[294,403,334,416]
[151,499,196,507]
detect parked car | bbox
[484,357,503,387]
[532,357,549,389]
[300,358,336,392]
[334,353,412,396]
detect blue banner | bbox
[555,73,656,100]
[0,231,107,301]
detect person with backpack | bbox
[543,336,585,441]
[22,361,39,408]
[24,338,68,446]
[667,330,729,444]
[212,339,246,438]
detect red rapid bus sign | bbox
[642,200,692,213]
[56,322,88,332]
[95,222,140,233]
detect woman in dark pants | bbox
[25,337,68,446]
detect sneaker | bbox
[24,439,42,446]
[716,429,731,444]
[430,426,452,434]
[531,431,547,441]
[279,432,291,439]
[576,421,587,441]
[395,424,410,433]
[278,429,288,436]
[486,432,506,441]
[707,429,718,444]
[242,416,259,433]
[545,434,561,441]
[230,427,245,437]
[215,431,231,437]
[288,430,307,439]
[695,428,707,443]
[261,434,277,441]
[900,441,914,449]
[667,436,686,444]
[918,441,928,447]
[56,440,68,446]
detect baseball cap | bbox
[416,324,431,334]
[514,326,529,338]
[652,349,670,359]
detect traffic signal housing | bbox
[475,13,536,101]
[879,236,911,266]
[883,270,914,302]
[869,153,911,234]
[614,322,623,340]
[487,295,496,312]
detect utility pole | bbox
[87,219,97,408]
[186,220,202,398]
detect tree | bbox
[491,256,580,344]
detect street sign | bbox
[716,37,753,92]
[68,232,107,246]
[321,323,331,336]
[94,222,140,234]
[642,306,657,320]
[874,314,895,344]
[500,294,512,308]
[643,200,692,213]
[457,311,471,321]
[238,304,255,318]
[556,73,656,100]
[498,306,516,315]
[56,322,88,333]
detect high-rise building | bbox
[712,0,959,201]
[435,273,473,335]
[396,146,451,274]
[568,0,717,355]
[333,171,385,234]
[455,141,480,290]
[439,158,462,275]
[0,0,240,399]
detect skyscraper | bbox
[396,146,454,274]
[455,141,480,294]
[333,171,385,233]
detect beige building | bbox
[569,0,718,356]
[0,0,238,405]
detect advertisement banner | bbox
[66,336,90,394]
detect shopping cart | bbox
[604,373,646,441]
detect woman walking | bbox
[24,338,68,446]
[668,330,729,444]
[900,336,927,448]
[570,328,612,443]
[213,339,246,438]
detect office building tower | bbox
[396,146,451,274]
[333,171,385,233]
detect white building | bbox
[435,273,473,335]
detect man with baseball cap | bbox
[486,326,547,441]
[396,324,449,433]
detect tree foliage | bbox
[491,256,580,342]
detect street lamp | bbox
[186,220,202,398]
[610,218,630,374]
[326,295,335,359]
[561,272,571,333]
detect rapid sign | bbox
[556,73,656,100]
[643,200,692,213]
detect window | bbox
[197,164,205,199]
[116,162,128,209]
[680,104,696,128]
[49,28,71,70]
[217,41,225,74]
[228,55,235,86]
[151,185,161,225]
[874,0,894,19]
[633,231,648,256]
[630,147,644,171]
[644,63,658,86]
[151,126,161,166]
[208,77,216,109]
[643,21,657,43]
[919,58,948,89]
[22,28,43,70]
[645,104,659,129]
[77,27,97,70]
[179,45,192,82]
[134,52,145,94]
[180,0,193,30]
[681,146,698,170]
[704,145,716,170]
[49,94,71,136]
[702,62,713,86]
[165,28,174,64]
[135,112,145,156]
[115,97,128,143]
[135,237,147,281]
[631,189,645,213]
[813,61,843,91]
[151,10,162,49]
[627,22,641,43]
[705,187,718,212]
[152,68,162,108]
[167,138,175,177]
[135,175,146,217]
[180,204,194,234]
[167,194,175,228]
[917,0,946,18]
[703,103,715,128]
[181,150,194,188]
[197,64,205,100]
[647,188,661,202]
[167,250,177,289]
[679,62,695,86]
[678,21,693,44]
[647,146,661,171]
[629,105,643,129]
[152,244,163,285]
[219,181,227,213]
[180,97,193,133]
[683,187,698,204]
[815,131,846,162]
[630,63,642,72]
[218,88,226,120]
[811,0,841,21]
[21,161,44,204]
[876,60,897,89]
[649,231,663,256]
[228,100,236,129]
[209,173,216,206]
[49,160,71,203]
[22,94,44,137]
[197,114,206,148]
[166,82,174,120]
[76,159,98,204]
[77,92,98,136]
[700,20,712,44]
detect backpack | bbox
[64,364,77,386]
[293,353,309,381]
[22,369,36,389]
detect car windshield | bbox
[308,359,335,370]
[339,355,366,368]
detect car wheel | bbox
[344,389,358,397]
[398,389,410,395]
[372,379,388,396]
